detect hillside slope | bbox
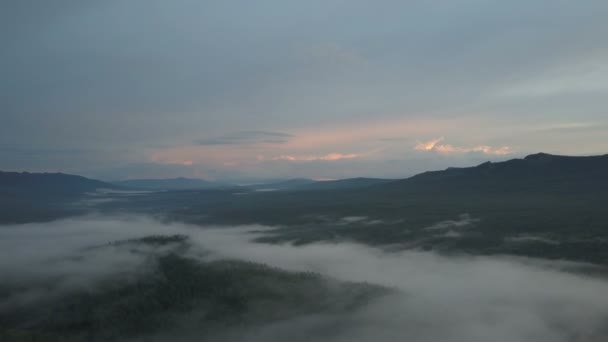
[0,171,121,223]
[379,153,608,194]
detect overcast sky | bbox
[2,0,608,180]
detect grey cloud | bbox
[534,122,608,134]
[0,147,93,157]
[78,151,517,181]
[376,137,412,142]
[1,1,608,176]
[79,162,206,181]
[196,131,294,146]
[0,146,135,174]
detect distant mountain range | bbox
[248,178,393,191]
[243,178,315,191]
[3,153,607,196]
[111,177,395,191]
[113,177,225,190]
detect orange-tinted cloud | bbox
[149,152,196,166]
[286,118,460,151]
[271,153,360,161]
[196,131,293,146]
[415,137,445,151]
[415,138,512,155]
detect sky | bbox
[2,0,608,181]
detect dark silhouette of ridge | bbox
[377,153,608,194]
[0,171,123,223]
[0,171,120,196]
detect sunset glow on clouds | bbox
[415,138,513,155]
[149,152,196,166]
[3,1,608,180]
[415,137,445,151]
[143,118,519,179]
[269,153,360,162]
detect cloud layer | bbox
[269,153,360,162]
[415,137,513,155]
[2,1,608,178]
[196,131,294,146]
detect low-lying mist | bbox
[1,215,607,341]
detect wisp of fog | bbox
[1,215,607,341]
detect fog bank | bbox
[1,215,607,341]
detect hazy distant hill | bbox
[113,177,225,190]
[0,171,119,196]
[246,178,317,190]
[248,178,394,191]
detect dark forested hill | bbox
[0,235,388,341]
[0,171,119,196]
[0,171,121,223]
[378,153,608,195]
[109,153,608,264]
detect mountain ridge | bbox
[0,171,121,195]
[112,177,223,190]
[3,152,608,195]
[377,152,608,194]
